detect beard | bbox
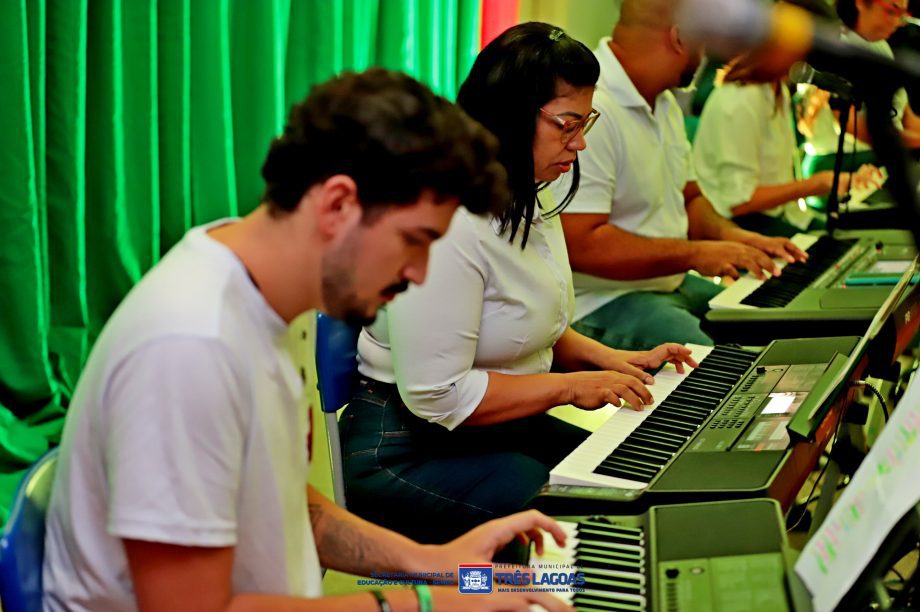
[320,237,411,327]
[320,257,376,327]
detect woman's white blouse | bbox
[693,82,812,230]
[357,190,575,430]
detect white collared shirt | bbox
[693,83,813,230]
[554,37,691,322]
[357,190,574,430]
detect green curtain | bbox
[0,0,481,522]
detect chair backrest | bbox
[314,312,360,508]
[0,447,59,612]
[315,313,360,416]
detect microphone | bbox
[678,0,920,255]
[677,0,920,99]
[676,0,825,62]
[788,62,855,101]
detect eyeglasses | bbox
[539,108,601,144]
[872,0,912,20]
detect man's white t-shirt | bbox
[554,37,692,322]
[693,82,813,230]
[43,222,323,611]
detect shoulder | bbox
[446,207,492,246]
[592,89,626,129]
[583,90,624,159]
[426,207,492,272]
[103,234,277,365]
[707,83,772,114]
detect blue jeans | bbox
[339,376,589,544]
[572,275,723,351]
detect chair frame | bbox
[0,447,59,612]
[314,313,360,508]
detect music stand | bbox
[839,503,920,609]
[780,260,917,539]
[786,257,919,442]
[793,363,920,610]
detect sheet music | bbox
[795,371,920,611]
[549,344,713,489]
[708,233,819,310]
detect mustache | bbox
[383,280,410,296]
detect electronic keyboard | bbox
[705,229,916,344]
[534,336,863,516]
[528,499,797,611]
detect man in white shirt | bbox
[43,69,571,612]
[556,0,807,351]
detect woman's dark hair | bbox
[783,0,840,19]
[261,68,507,220]
[836,0,860,28]
[457,22,600,248]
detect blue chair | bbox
[315,312,360,508]
[0,447,59,612]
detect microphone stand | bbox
[826,95,855,234]
[806,41,920,246]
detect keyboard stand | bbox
[808,457,842,539]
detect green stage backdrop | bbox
[0,0,481,522]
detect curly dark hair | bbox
[457,22,600,248]
[261,68,508,221]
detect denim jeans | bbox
[339,376,589,544]
[573,274,723,351]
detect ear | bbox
[312,175,363,242]
[668,25,684,54]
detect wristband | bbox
[413,583,433,612]
[369,589,392,612]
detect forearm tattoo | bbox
[309,501,394,574]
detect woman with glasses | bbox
[834,0,920,147]
[339,22,696,544]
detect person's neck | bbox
[852,20,881,43]
[608,37,673,110]
[208,205,321,324]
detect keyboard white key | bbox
[530,519,648,610]
[707,233,819,310]
[549,344,713,489]
[529,521,579,607]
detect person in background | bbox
[42,68,573,612]
[341,23,696,546]
[835,0,920,147]
[692,35,883,237]
[555,0,807,353]
[888,0,920,55]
